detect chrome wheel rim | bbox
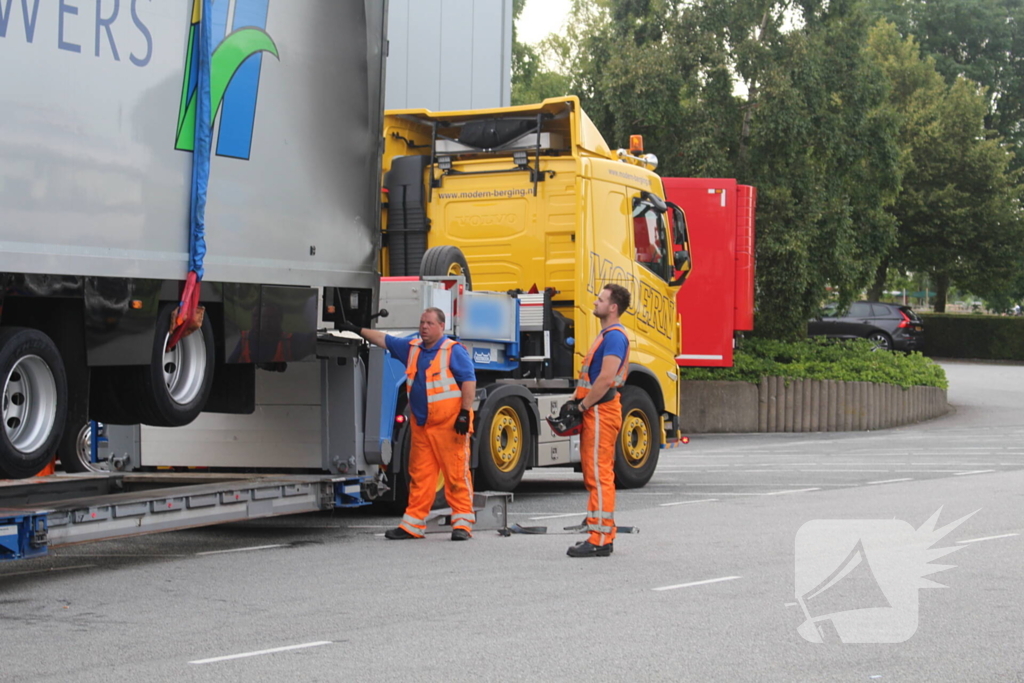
[867,333,891,351]
[3,355,58,453]
[74,422,108,472]
[162,331,206,405]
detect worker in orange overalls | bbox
[341,307,477,541]
[566,283,631,558]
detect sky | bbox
[517,0,572,45]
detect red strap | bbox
[167,271,201,351]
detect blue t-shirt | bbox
[386,335,476,426]
[585,328,629,385]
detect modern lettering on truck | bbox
[587,252,674,341]
[0,0,153,66]
[438,188,534,200]
[175,0,279,160]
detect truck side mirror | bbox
[670,250,691,287]
[641,191,668,214]
[667,202,691,287]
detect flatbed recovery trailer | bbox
[0,471,368,562]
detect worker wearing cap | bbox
[341,307,477,540]
[565,283,631,558]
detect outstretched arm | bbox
[339,321,389,349]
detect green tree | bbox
[564,0,900,338]
[866,0,1024,169]
[511,0,573,105]
[867,22,1024,312]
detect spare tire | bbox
[420,246,472,290]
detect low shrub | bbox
[919,314,1024,361]
[678,337,948,389]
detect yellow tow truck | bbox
[374,96,692,493]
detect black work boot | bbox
[451,529,471,541]
[384,527,420,540]
[567,541,613,558]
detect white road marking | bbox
[911,462,1002,466]
[623,492,677,495]
[190,641,332,665]
[674,483,841,487]
[659,499,718,507]
[867,478,914,485]
[653,576,742,591]
[894,470,972,473]
[1,564,96,577]
[529,512,586,521]
[956,533,1019,545]
[763,488,821,495]
[953,470,997,476]
[798,469,890,473]
[196,544,286,556]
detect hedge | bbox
[919,314,1024,361]
[678,337,948,389]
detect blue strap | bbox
[188,0,213,281]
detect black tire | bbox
[866,331,892,352]
[0,327,68,479]
[614,386,661,489]
[126,303,215,427]
[473,396,531,491]
[381,420,411,512]
[420,245,472,290]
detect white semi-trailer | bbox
[0,0,385,477]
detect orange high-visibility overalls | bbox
[575,324,629,547]
[397,337,476,538]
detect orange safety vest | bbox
[575,324,630,400]
[407,337,466,426]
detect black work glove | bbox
[454,409,471,435]
[338,320,362,335]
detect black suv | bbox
[808,301,924,351]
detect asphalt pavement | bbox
[1,361,1022,682]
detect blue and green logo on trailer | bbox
[175,0,278,160]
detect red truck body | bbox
[664,178,757,367]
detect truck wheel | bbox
[132,303,215,427]
[614,386,660,489]
[0,328,68,479]
[59,421,112,473]
[474,396,530,491]
[420,246,472,290]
